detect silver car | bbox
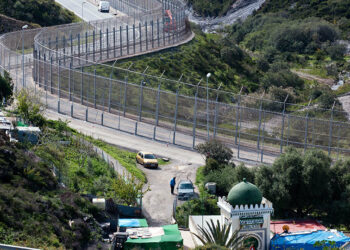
[177,180,194,200]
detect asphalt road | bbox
[55,0,115,21]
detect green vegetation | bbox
[0,71,13,104]
[90,27,262,96]
[0,0,78,26]
[187,0,236,17]
[82,136,147,183]
[0,126,103,248]
[260,0,350,35]
[193,219,246,249]
[15,89,46,127]
[194,140,350,230]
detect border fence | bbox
[0,0,350,164]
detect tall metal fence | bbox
[0,0,350,165]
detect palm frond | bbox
[193,219,246,249]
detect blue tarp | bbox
[118,219,148,228]
[270,230,350,249]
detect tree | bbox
[193,219,246,249]
[15,89,46,127]
[256,147,332,217]
[196,139,233,164]
[0,71,13,104]
[111,173,150,206]
[326,44,346,60]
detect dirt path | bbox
[292,70,335,86]
[140,160,201,226]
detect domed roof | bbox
[227,178,262,207]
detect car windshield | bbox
[179,183,193,189]
[144,154,156,159]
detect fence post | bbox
[50,56,53,94]
[113,27,116,58]
[257,95,264,150]
[157,18,160,47]
[304,98,313,152]
[78,34,81,63]
[155,84,161,126]
[192,90,198,148]
[135,122,138,135]
[68,61,72,101]
[55,36,58,63]
[234,89,243,145]
[106,27,109,59]
[151,20,154,49]
[162,17,166,46]
[81,67,84,104]
[213,84,222,138]
[237,98,243,159]
[260,110,266,162]
[71,103,73,117]
[58,60,61,99]
[100,30,103,60]
[133,24,136,53]
[86,108,88,121]
[101,112,104,125]
[126,25,129,55]
[173,89,179,144]
[280,95,289,153]
[139,22,142,52]
[138,80,144,121]
[94,68,97,108]
[328,102,336,156]
[85,31,88,61]
[145,21,148,51]
[108,77,112,112]
[63,36,66,65]
[93,30,96,61]
[123,77,128,116]
[120,25,123,56]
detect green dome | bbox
[227,178,262,207]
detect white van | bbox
[98,1,110,12]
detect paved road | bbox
[55,0,115,21]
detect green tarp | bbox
[17,121,28,127]
[124,224,183,250]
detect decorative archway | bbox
[243,234,262,250]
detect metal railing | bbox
[0,0,349,165]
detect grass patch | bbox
[196,166,205,186]
[335,83,350,96]
[158,158,170,165]
[81,135,147,183]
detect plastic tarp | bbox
[119,219,148,228]
[270,230,350,249]
[124,224,183,250]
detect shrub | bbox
[326,44,346,60]
[196,139,233,164]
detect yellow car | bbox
[136,151,159,168]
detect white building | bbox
[189,178,274,250]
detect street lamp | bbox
[22,25,28,88]
[82,2,87,20]
[206,73,211,140]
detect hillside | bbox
[0,130,103,249]
[260,0,350,35]
[0,14,37,34]
[187,0,237,17]
[0,0,78,27]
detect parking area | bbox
[138,158,200,227]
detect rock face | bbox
[0,14,36,34]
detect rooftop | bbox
[270,220,326,234]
